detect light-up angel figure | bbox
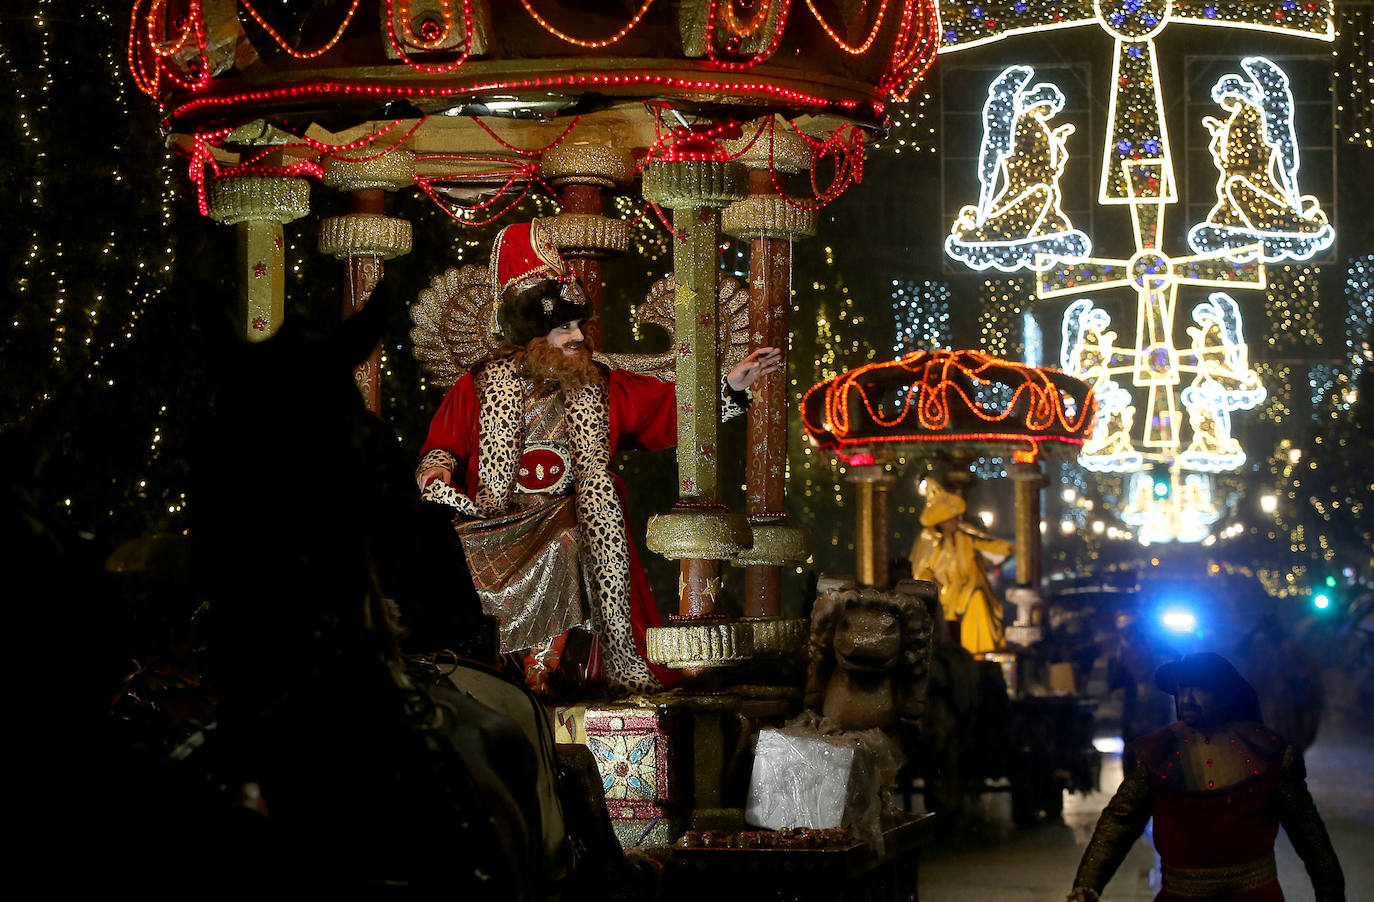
[1178,292,1266,471]
[1187,57,1334,263]
[1061,299,1142,471]
[946,65,1091,272]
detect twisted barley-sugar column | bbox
[642,159,750,623]
[319,149,415,413]
[721,124,816,616]
[539,143,635,350]
[207,176,311,342]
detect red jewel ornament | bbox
[252,317,268,331]
[418,18,444,42]
[252,262,268,278]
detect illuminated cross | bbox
[1035,194,1264,454]
[938,0,1334,461]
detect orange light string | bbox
[237,0,362,59]
[518,0,657,49]
[803,0,892,55]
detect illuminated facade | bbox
[938,0,1335,542]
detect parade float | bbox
[802,347,1100,823]
[129,1,949,894]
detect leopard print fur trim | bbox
[566,382,660,696]
[472,358,525,518]
[462,360,659,696]
[721,374,750,423]
[421,478,480,518]
[417,448,457,477]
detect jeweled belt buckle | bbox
[516,441,572,494]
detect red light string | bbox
[382,0,476,74]
[168,73,860,120]
[392,0,458,52]
[473,115,584,156]
[416,166,537,226]
[129,0,211,96]
[704,0,793,71]
[131,0,940,106]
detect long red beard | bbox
[521,337,601,392]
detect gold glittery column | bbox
[1006,460,1047,644]
[207,176,311,342]
[320,149,416,413]
[540,142,634,350]
[642,159,750,620]
[1009,460,1045,589]
[849,464,895,588]
[722,125,817,617]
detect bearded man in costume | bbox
[416,220,780,698]
[908,479,1014,655]
[1068,652,1344,902]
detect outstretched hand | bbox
[417,466,451,492]
[726,347,783,391]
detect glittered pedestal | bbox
[581,704,689,846]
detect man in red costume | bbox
[1069,652,1343,902]
[416,219,779,698]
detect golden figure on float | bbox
[908,480,1014,656]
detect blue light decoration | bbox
[1186,57,1336,262]
[944,65,1091,272]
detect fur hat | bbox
[919,479,967,527]
[490,219,591,346]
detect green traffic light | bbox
[1324,575,1337,588]
[1313,593,1331,610]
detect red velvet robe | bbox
[420,368,681,687]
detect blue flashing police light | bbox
[1161,609,1197,632]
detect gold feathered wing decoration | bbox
[410,267,753,393]
[410,264,501,392]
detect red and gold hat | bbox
[489,219,591,345]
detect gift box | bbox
[744,727,884,848]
